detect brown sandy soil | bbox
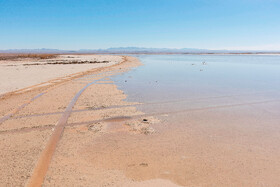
[0,55,176,186]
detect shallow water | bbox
[113,55,280,113]
[109,55,280,186]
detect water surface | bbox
[113,55,280,113]
[110,55,280,186]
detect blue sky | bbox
[0,0,280,50]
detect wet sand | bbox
[0,55,176,186]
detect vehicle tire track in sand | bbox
[0,57,127,127]
[66,98,280,127]
[0,77,75,125]
[26,78,102,187]
[0,92,46,124]
[12,89,280,120]
[3,98,278,135]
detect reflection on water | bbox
[108,55,280,186]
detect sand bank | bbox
[0,55,122,95]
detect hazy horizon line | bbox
[1,47,280,52]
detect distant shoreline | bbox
[1,52,280,56]
[1,47,280,55]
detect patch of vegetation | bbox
[0,54,58,61]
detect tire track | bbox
[0,57,128,126]
[26,78,101,187]
[13,90,280,120]
[67,98,280,127]
[3,97,278,136]
[0,92,46,125]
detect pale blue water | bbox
[112,55,280,114]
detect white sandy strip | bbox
[0,55,122,95]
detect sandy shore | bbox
[0,55,179,186]
[0,55,122,95]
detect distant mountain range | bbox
[1,47,279,54]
